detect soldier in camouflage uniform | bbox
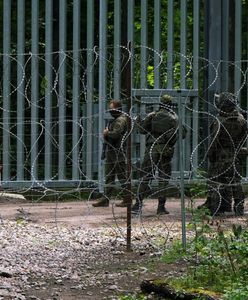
[92,100,129,207]
[132,95,181,215]
[199,92,247,216]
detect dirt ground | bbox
[1,197,246,229]
[0,197,188,227]
[0,198,247,300]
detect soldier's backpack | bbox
[151,109,178,135]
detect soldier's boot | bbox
[234,201,244,216]
[92,197,109,207]
[219,202,232,214]
[157,197,169,215]
[219,189,232,213]
[197,197,211,210]
[116,196,130,207]
[131,198,143,215]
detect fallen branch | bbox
[141,279,217,300]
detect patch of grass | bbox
[161,240,187,263]
[223,283,248,300]
[160,216,248,300]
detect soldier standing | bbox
[92,100,129,207]
[198,92,247,216]
[132,95,181,215]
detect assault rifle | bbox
[101,121,111,160]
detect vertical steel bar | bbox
[167,0,174,89]
[229,0,235,93]
[154,0,161,89]
[126,42,132,252]
[98,0,107,193]
[86,0,94,180]
[169,0,176,173]
[222,0,229,91]
[192,0,199,175]
[114,0,121,99]
[246,10,248,177]
[207,0,222,98]
[127,0,134,44]
[178,93,186,249]
[141,0,147,89]
[31,0,39,181]
[180,0,187,89]
[127,0,135,185]
[2,0,11,181]
[58,0,67,180]
[72,0,81,180]
[17,0,25,181]
[185,108,191,170]
[45,0,53,180]
[140,0,147,160]
[180,0,187,172]
[234,0,242,96]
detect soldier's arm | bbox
[107,118,127,140]
[240,118,248,145]
[136,112,155,134]
[208,120,220,161]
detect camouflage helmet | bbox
[216,92,237,112]
[160,94,173,105]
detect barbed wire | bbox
[0,45,247,240]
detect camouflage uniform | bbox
[200,93,247,216]
[93,110,128,207]
[132,95,180,214]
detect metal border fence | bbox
[0,0,246,189]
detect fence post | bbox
[178,91,186,249]
[98,0,107,193]
[126,42,132,252]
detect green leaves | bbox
[162,209,248,299]
[40,76,48,96]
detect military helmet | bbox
[160,95,173,105]
[216,92,237,112]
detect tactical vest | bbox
[151,109,178,133]
[218,113,246,148]
[151,109,178,145]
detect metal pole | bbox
[222,0,229,91]
[178,91,186,249]
[126,42,132,252]
[72,0,81,180]
[58,0,67,180]
[98,0,107,193]
[17,0,25,181]
[45,0,53,180]
[167,0,174,89]
[193,0,199,174]
[114,0,121,99]
[140,0,147,160]
[86,0,94,180]
[31,0,39,181]
[2,0,11,181]
[234,0,242,97]
[154,0,161,89]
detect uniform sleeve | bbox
[240,116,248,143]
[107,117,127,140]
[208,120,220,161]
[136,112,155,134]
